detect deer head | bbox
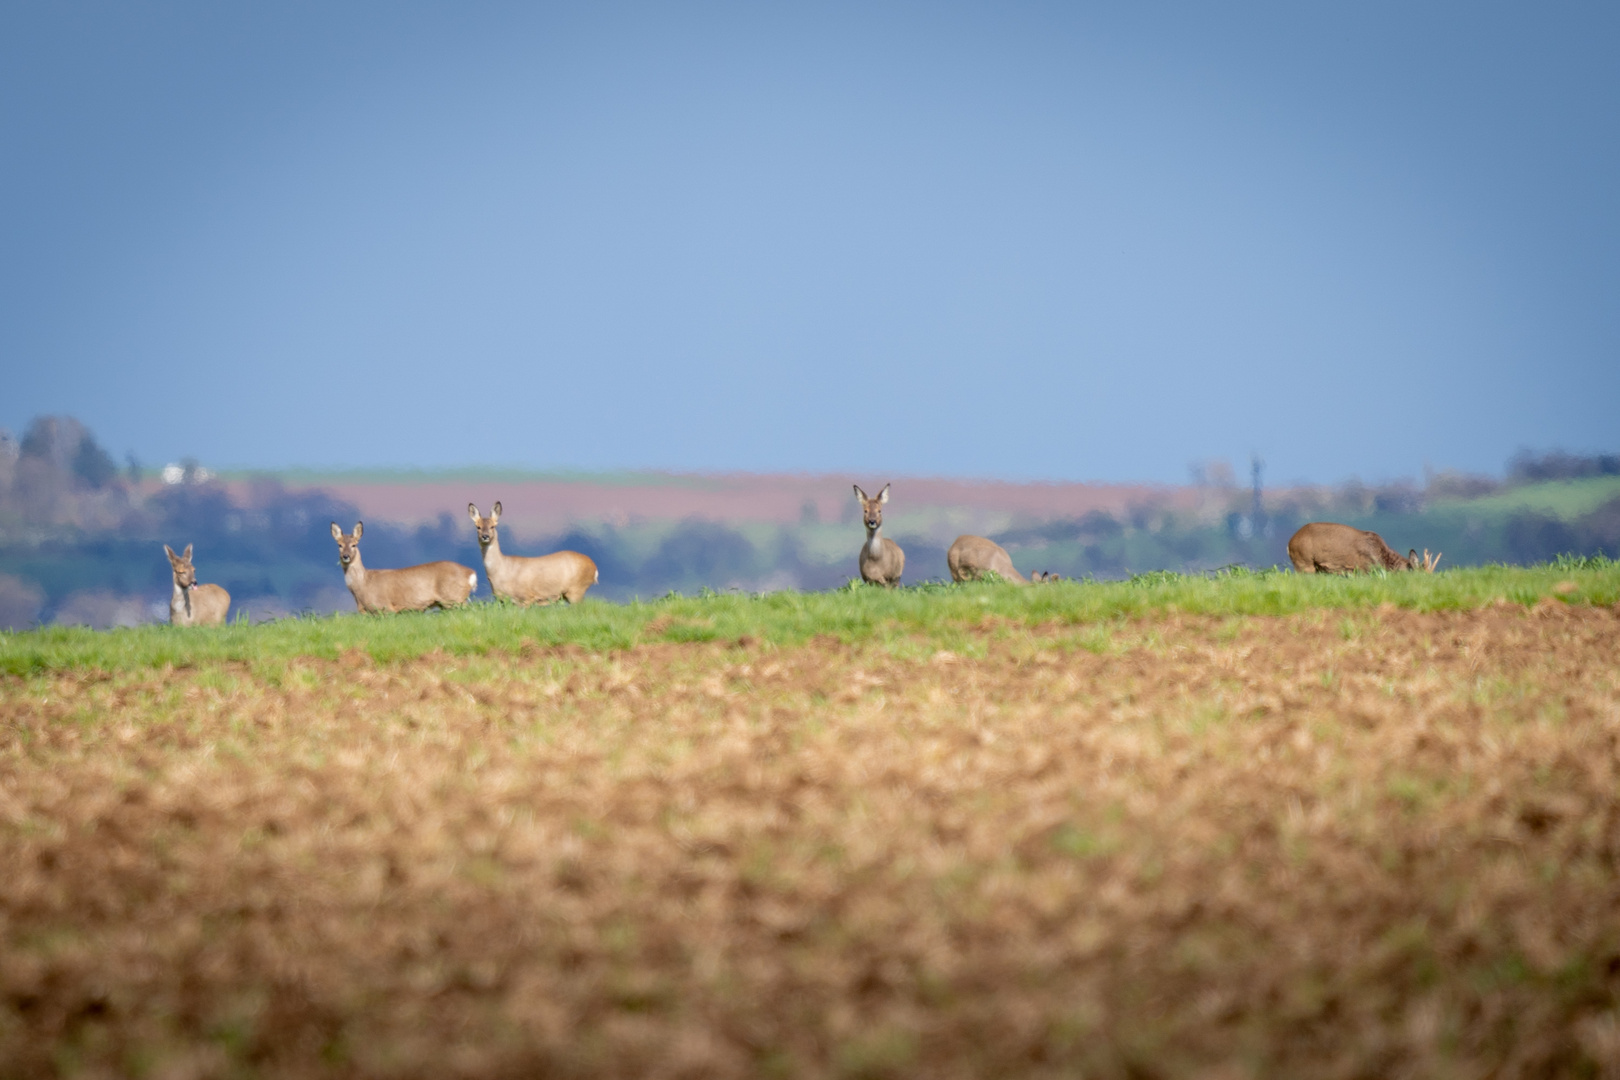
[330,522,364,569]
[853,484,889,534]
[163,543,196,589]
[1406,548,1442,572]
[467,502,502,550]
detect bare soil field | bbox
[3,604,1619,1078]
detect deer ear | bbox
[853,485,866,501]
[491,502,501,521]
[354,521,363,539]
[163,544,176,561]
[331,522,342,541]
[183,544,193,561]
[468,503,480,522]
[878,484,890,504]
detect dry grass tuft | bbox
[2,606,1619,1077]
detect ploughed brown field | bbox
[3,605,1619,1077]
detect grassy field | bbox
[4,560,1617,676]
[3,566,1619,1077]
[1428,475,1620,520]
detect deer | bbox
[329,522,477,613]
[947,535,1057,585]
[163,543,231,626]
[467,503,598,605]
[946,537,1030,586]
[1287,522,1441,575]
[853,484,905,587]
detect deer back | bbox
[186,584,232,626]
[1288,522,1416,574]
[487,549,599,605]
[947,535,1029,585]
[355,562,478,613]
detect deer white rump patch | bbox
[468,572,477,590]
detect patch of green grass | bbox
[1430,476,1620,521]
[2,561,1615,675]
[1050,823,1120,859]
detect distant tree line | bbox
[1507,448,1620,483]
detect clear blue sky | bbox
[3,2,1616,484]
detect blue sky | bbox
[2,2,1616,484]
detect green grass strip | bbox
[3,559,1616,675]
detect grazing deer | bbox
[1287,522,1441,574]
[947,535,1056,585]
[164,543,230,626]
[329,522,477,613]
[468,502,598,605]
[853,484,905,587]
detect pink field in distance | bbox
[225,473,1203,535]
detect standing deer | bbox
[1287,522,1441,574]
[329,522,477,613]
[853,484,905,587]
[468,502,598,605]
[947,535,1059,585]
[164,543,230,626]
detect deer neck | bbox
[343,549,368,592]
[481,530,508,573]
[864,524,884,559]
[171,578,192,619]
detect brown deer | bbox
[329,522,477,613]
[947,535,1057,585]
[1287,522,1441,574]
[163,543,230,626]
[468,503,598,605]
[853,484,905,586]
